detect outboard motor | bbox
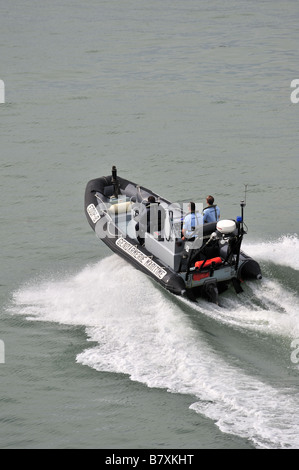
[216,220,237,235]
[216,219,239,263]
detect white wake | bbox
[7,235,299,449]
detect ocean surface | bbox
[1,0,299,450]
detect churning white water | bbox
[9,235,299,449]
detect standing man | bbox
[135,196,165,244]
[202,195,220,223]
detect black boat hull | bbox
[84,170,262,303]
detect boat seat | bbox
[103,185,115,197]
[108,201,132,214]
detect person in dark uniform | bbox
[135,196,165,245]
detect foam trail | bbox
[9,256,149,327]
[243,234,299,271]
[182,234,299,337]
[184,276,299,339]
[8,245,299,449]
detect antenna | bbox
[244,184,248,206]
[235,186,248,275]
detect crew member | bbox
[202,195,220,223]
[135,196,165,244]
[182,202,203,240]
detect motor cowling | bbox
[216,220,236,235]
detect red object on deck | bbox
[193,272,210,281]
[194,257,222,269]
[193,257,222,282]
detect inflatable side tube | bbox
[238,251,262,280]
[102,235,187,296]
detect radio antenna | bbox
[244,184,248,205]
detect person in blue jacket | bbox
[182,202,203,240]
[202,195,220,223]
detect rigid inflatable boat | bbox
[84,166,262,304]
